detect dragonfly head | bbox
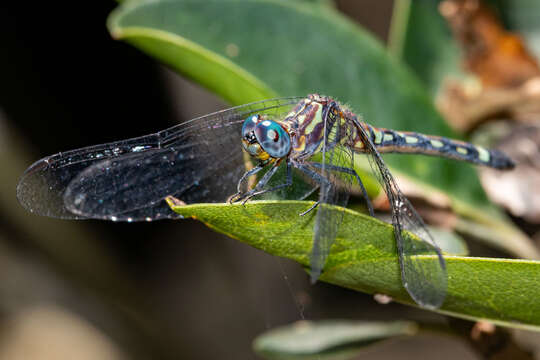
[241,115,291,161]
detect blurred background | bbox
[1,1,540,359]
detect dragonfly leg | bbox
[228,164,265,203]
[241,162,293,204]
[299,201,319,216]
[307,162,375,217]
[232,160,292,204]
[296,165,333,216]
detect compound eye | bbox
[254,120,291,158]
[241,115,261,139]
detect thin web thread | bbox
[275,257,305,320]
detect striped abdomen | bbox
[354,125,515,170]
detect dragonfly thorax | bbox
[241,115,291,161]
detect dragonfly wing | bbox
[17,97,301,220]
[309,108,354,282]
[392,196,447,308]
[63,144,244,221]
[350,116,447,308]
[17,136,164,220]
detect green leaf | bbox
[170,201,540,331]
[426,226,468,256]
[253,320,418,360]
[107,1,535,257]
[388,0,463,96]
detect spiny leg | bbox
[307,162,374,217]
[233,160,293,204]
[241,161,293,203]
[296,164,334,216]
[228,164,265,203]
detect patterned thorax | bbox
[283,97,324,156]
[282,95,367,158]
[281,95,349,157]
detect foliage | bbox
[105,0,540,353]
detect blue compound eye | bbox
[241,115,260,138]
[254,120,291,158]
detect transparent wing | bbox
[17,97,301,221]
[309,105,354,282]
[349,115,447,308]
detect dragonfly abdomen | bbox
[354,125,514,170]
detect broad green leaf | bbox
[107,0,535,258]
[170,201,540,331]
[253,320,417,360]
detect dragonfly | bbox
[17,94,514,309]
